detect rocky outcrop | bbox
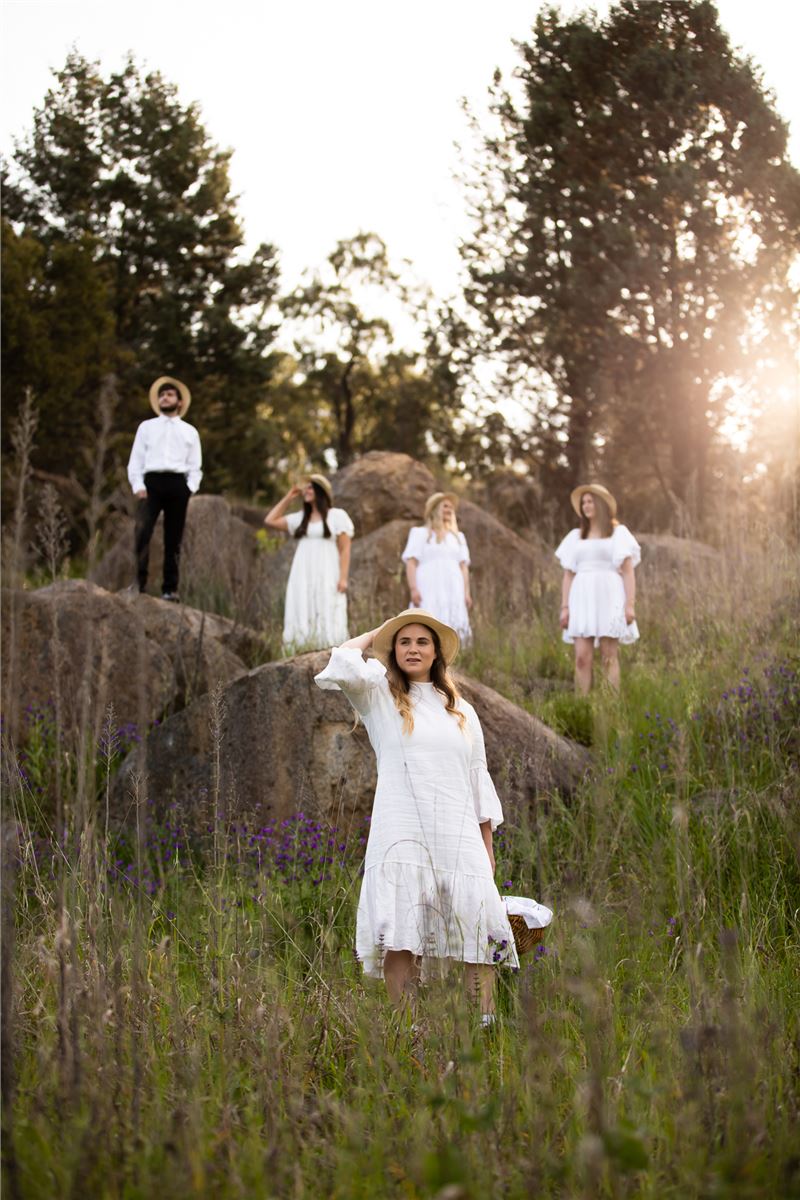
[332,451,437,537]
[114,651,589,830]
[457,499,547,614]
[636,532,720,575]
[334,454,547,619]
[1,580,256,741]
[474,470,545,539]
[91,495,263,619]
[89,456,554,628]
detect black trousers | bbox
[135,472,191,593]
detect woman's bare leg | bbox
[574,637,594,695]
[599,637,620,690]
[383,950,420,1008]
[464,964,495,1014]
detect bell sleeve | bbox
[284,510,303,535]
[329,508,355,539]
[314,647,386,718]
[611,524,641,570]
[401,526,425,563]
[554,527,581,572]
[464,704,504,831]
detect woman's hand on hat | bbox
[341,626,379,651]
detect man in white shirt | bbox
[127,376,203,601]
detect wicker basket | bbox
[508,913,546,956]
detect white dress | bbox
[555,524,641,646]
[282,508,354,652]
[314,648,519,978]
[401,526,471,641]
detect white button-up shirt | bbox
[127,415,203,494]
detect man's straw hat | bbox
[372,608,460,667]
[149,376,191,416]
[570,483,617,518]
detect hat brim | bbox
[150,376,191,416]
[372,609,460,667]
[424,492,459,522]
[570,484,617,517]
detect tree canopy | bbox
[461,0,800,528]
[2,51,280,496]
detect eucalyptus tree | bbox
[462,0,799,526]
[3,51,280,496]
[280,233,462,466]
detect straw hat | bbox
[570,483,617,518]
[424,491,459,522]
[302,473,334,504]
[149,376,191,416]
[372,608,460,667]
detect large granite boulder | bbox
[114,651,589,830]
[332,451,437,537]
[457,499,547,615]
[474,470,546,541]
[90,495,264,622]
[636,532,721,576]
[1,580,253,742]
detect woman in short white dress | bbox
[402,492,472,642]
[264,473,354,652]
[556,484,640,694]
[314,609,518,1021]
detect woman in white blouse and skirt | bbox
[402,492,472,642]
[315,609,518,1021]
[556,484,641,695]
[264,473,354,652]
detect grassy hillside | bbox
[3,524,799,1199]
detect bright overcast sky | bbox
[2,0,799,301]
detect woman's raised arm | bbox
[264,484,302,532]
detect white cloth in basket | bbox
[504,896,553,929]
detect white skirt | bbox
[564,568,639,646]
[283,539,348,651]
[415,560,471,642]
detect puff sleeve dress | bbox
[282,508,355,652]
[401,526,472,641]
[314,647,519,978]
[556,524,641,646]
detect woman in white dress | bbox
[556,484,641,694]
[264,473,354,652]
[402,492,472,642]
[314,609,518,1021]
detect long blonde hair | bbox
[426,499,460,544]
[385,627,466,735]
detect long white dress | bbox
[283,508,354,652]
[555,524,641,646]
[401,526,471,641]
[314,647,519,978]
